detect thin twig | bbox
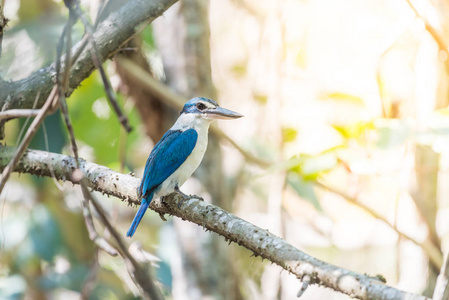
[73,2,132,133]
[93,0,111,29]
[0,86,58,194]
[62,10,73,91]
[297,275,310,298]
[56,6,118,257]
[15,92,42,146]
[80,250,100,300]
[404,0,449,72]
[314,180,443,270]
[0,109,41,121]
[70,35,89,66]
[56,12,79,163]
[80,183,164,300]
[80,186,118,256]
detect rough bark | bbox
[0,145,430,300]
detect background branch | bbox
[0,0,177,109]
[0,109,40,120]
[404,0,449,72]
[314,180,443,270]
[81,183,164,300]
[0,145,430,300]
[0,87,58,194]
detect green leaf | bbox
[300,153,337,179]
[375,119,410,149]
[333,121,375,139]
[324,92,364,105]
[287,172,321,211]
[141,25,155,48]
[68,70,141,167]
[230,62,247,77]
[253,93,268,105]
[279,153,337,179]
[282,127,298,143]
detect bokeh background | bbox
[1,0,449,299]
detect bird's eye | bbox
[196,103,206,111]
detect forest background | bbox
[1,0,449,299]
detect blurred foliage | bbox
[281,127,298,143]
[3,0,449,298]
[333,121,375,141]
[323,92,364,106]
[0,1,152,298]
[67,69,141,170]
[283,151,338,210]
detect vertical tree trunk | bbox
[412,144,441,296]
[115,37,176,142]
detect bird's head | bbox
[181,97,243,120]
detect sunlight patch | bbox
[92,98,111,120]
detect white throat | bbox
[171,113,213,132]
[154,113,212,198]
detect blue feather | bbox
[126,197,151,237]
[139,129,198,198]
[127,129,198,237]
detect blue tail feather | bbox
[126,198,150,237]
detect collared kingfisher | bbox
[127,97,243,237]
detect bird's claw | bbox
[177,199,185,209]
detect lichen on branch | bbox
[0,145,429,300]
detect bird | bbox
[126,97,243,237]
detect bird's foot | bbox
[174,186,203,208]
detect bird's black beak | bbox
[209,106,244,119]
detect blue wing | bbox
[139,128,198,200]
[127,129,198,237]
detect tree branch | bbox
[0,0,178,109]
[404,0,449,72]
[315,180,443,270]
[0,145,430,300]
[433,251,449,300]
[0,109,41,120]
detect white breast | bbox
[154,114,211,198]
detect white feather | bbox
[154,113,212,198]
